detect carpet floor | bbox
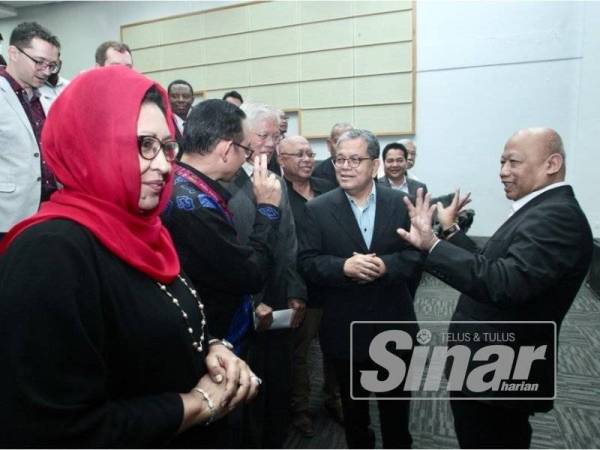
[284,274,600,449]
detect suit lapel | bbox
[0,79,35,139]
[371,185,397,250]
[329,188,369,253]
[407,179,417,196]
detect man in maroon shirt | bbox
[0,22,60,236]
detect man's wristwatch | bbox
[207,338,234,350]
[440,223,460,240]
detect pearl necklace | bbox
[156,275,206,353]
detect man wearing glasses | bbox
[298,129,423,449]
[277,135,343,437]
[225,102,307,448]
[163,99,282,347]
[0,22,61,239]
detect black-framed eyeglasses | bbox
[137,135,179,162]
[233,142,254,159]
[334,156,373,169]
[280,151,316,159]
[16,46,61,74]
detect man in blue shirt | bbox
[298,129,423,448]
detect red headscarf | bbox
[0,66,180,283]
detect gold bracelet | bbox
[193,387,216,426]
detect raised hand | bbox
[252,153,281,206]
[397,188,439,251]
[437,188,471,230]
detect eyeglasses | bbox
[253,131,281,143]
[334,156,373,168]
[280,151,316,159]
[137,135,179,162]
[233,142,254,159]
[16,46,61,74]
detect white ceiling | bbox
[0,1,56,19]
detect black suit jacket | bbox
[426,185,593,412]
[312,157,338,186]
[298,184,423,360]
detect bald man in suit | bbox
[398,127,593,448]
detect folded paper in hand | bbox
[254,308,293,330]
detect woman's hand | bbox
[205,343,261,409]
[178,374,229,433]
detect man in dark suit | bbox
[277,135,342,436]
[224,102,306,448]
[312,122,353,186]
[378,142,428,299]
[298,129,423,448]
[378,142,427,195]
[398,127,593,448]
[167,79,194,151]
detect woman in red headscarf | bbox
[0,66,259,447]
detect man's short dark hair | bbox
[183,99,246,155]
[9,22,60,50]
[167,79,193,95]
[382,142,408,161]
[222,90,243,103]
[95,40,131,66]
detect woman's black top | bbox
[0,219,212,448]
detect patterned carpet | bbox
[284,274,600,449]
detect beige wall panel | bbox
[162,14,206,43]
[300,1,351,23]
[124,2,415,136]
[300,19,354,53]
[203,6,249,38]
[353,104,412,134]
[154,66,206,91]
[122,22,163,49]
[301,79,354,109]
[203,88,239,100]
[354,11,412,46]
[147,72,171,90]
[132,47,163,73]
[250,55,299,86]
[301,48,354,81]
[246,83,300,110]
[353,0,412,16]
[204,34,249,64]
[248,1,299,30]
[355,73,412,105]
[301,107,354,137]
[162,40,205,70]
[249,27,299,59]
[203,61,250,90]
[354,42,412,76]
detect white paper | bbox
[254,308,293,330]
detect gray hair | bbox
[337,129,380,159]
[398,138,416,150]
[240,102,280,130]
[330,122,353,140]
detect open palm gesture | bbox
[397,188,439,251]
